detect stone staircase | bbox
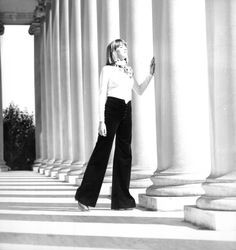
[0,171,235,250]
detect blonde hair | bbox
[106,39,127,65]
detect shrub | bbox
[3,103,35,170]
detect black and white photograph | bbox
[0,0,235,249]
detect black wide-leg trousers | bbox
[75,97,136,209]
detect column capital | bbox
[29,21,42,36]
[28,1,46,35]
[0,22,4,35]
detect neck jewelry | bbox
[115,62,134,78]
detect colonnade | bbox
[0,0,235,230]
[139,0,211,210]
[141,0,235,230]
[184,0,236,230]
[31,0,157,186]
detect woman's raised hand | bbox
[99,121,107,137]
[150,57,155,76]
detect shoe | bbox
[77,201,89,211]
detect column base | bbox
[49,161,64,178]
[138,194,199,211]
[184,205,236,230]
[39,160,48,174]
[65,164,86,184]
[58,168,71,181]
[33,166,39,172]
[39,165,46,174]
[58,162,85,181]
[65,171,84,184]
[130,167,153,188]
[33,158,43,172]
[130,178,152,188]
[0,163,9,172]
[50,166,64,178]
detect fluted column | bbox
[59,0,73,170]
[75,0,99,186]
[59,0,86,182]
[43,3,56,176]
[185,0,236,230]
[32,30,43,172]
[0,23,8,172]
[82,0,99,158]
[29,2,46,172]
[97,0,120,182]
[48,0,63,177]
[97,0,120,69]
[38,21,48,174]
[119,0,157,187]
[139,0,211,210]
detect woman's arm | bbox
[132,57,156,95]
[98,66,109,136]
[133,74,153,95]
[99,67,109,123]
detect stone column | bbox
[48,0,63,177]
[32,31,42,172]
[185,0,236,230]
[97,0,120,69]
[119,0,157,187]
[75,0,99,186]
[38,21,49,174]
[0,23,8,172]
[43,3,56,176]
[139,0,211,210]
[97,0,120,183]
[59,0,86,182]
[81,0,99,158]
[28,2,46,172]
[58,0,73,170]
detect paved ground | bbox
[0,171,235,250]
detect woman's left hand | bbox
[150,57,155,75]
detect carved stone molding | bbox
[29,21,41,35]
[28,0,47,35]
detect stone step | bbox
[0,214,235,250]
[0,171,235,250]
[0,244,130,250]
[0,190,77,195]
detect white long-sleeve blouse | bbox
[99,65,153,122]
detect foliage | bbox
[3,103,35,170]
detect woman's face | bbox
[115,43,128,61]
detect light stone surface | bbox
[39,23,48,171]
[51,0,63,170]
[33,34,42,169]
[0,171,236,250]
[139,194,199,211]
[146,184,204,196]
[59,0,73,169]
[184,1,236,229]
[65,0,87,181]
[119,0,157,177]
[141,0,211,209]
[44,5,55,166]
[184,205,236,230]
[202,182,236,197]
[197,197,236,210]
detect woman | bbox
[75,39,155,211]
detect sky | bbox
[1,25,35,114]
